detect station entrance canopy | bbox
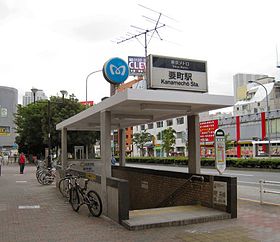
[56,88,233,131]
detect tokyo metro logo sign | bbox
[103,57,129,85]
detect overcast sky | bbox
[1,0,280,105]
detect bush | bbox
[124,156,280,169]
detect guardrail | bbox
[259,180,280,204]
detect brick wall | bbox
[112,166,237,218]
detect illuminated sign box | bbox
[128,56,146,76]
[147,54,208,92]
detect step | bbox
[122,205,231,230]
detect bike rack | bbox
[259,179,280,204]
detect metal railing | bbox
[259,179,280,204]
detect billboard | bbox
[128,56,146,76]
[200,120,218,142]
[147,54,208,92]
[80,101,94,106]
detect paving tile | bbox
[0,165,279,241]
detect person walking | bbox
[19,152,26,174]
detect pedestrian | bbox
[19,152,26,174]
[111,155,116,165]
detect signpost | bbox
[103,57,129,85]
[214,129,226,174]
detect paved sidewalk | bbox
[0,165,279,242]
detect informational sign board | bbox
[128,56,146,76]
[103,57,129,85]
[147,54,208,92]
[213,181,227,205]
[200,120,218,142]
[214,129,226,174]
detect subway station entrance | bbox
[56,88,235,229]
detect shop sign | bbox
[0,126,10,136]
[128,56,146,76]
[147,54,208,92]
[200,120,218,142]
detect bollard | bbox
[259,180,264,204]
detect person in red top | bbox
[19,152,26,174]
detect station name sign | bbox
[147,54,208,92]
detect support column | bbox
[61,128,67,170]
[85,145,89,160]
[187,115,201,174]
[100,110,111,215]
[119,128,126,166]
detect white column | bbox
[187,115,201,174]
[119,128,126,166]
[100,110,111,215]
[61,128,67,170]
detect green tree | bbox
[161,127,176,157]
[15,95,99,159]
[225,133,233,151]
[132,130,152,156]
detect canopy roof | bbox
[56,88,234,131]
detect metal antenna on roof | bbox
[114,4,177,59]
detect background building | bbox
[22,90,48,106]
[234,76,280,115]
[233,73,267,103]
[0,86,18,153]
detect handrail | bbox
[259,179,280,204]
[156,175,205,208]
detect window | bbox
[147,123,154,129]
[166,119,173,126]
[157,132,162,140]
[176,132,183,139]
[157,121,163,128]
[176,117,184,125]
[140,125,145,130]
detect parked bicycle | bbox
[58,164,76,198]
[36,160,55,185]
[69,176,102,217]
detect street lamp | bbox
[60,90,68,101]
[248,80,271,157]
[47,91,67,168]
[31,88,39,104]
[86,70,102,106]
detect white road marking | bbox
[18,205,40,209]
[238,181,258,185]
[16,181,27,183]
[202,170,254,177]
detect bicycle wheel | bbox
[87,190,102,217]
[69,187,80,212]
[58,178,70,198]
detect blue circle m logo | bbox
[103,57,129,85]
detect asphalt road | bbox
[126,163,280,205]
